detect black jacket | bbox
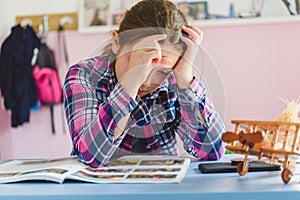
[0,25,41,127]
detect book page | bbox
[0,156,86,183]
[68,155,191,183]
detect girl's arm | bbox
[172,25,225,160]
[64,63,137,168]
[175,77,225,160]
[64,34,167,168]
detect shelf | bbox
[76,16,300,34]
[196,16,300,27]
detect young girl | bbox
[64,0,225,168]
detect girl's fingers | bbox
[180,36,194,47]
[189,25,203,36]
[133,34,166,52]
[182,25,203,44]
[133,34,167,63]
[189,25,204,43]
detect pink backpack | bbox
[33,44,63,134]
[33,65,62,104]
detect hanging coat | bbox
[0,25,42,127]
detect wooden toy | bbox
[222,120,300,183]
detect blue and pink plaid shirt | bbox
[64,55,225,168]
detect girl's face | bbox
[137,49,180,97]
[115,43,181,97]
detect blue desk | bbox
[0,155,300,200]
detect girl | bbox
[64,0,225,168]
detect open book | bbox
[0,155,191,184]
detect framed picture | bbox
[177,1,209,22]
[79,0,109,27]
[106,11,125,26]
[78,0,125,32]
[78,0,110,32]
[296,0,300,14]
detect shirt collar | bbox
[142,75,171,100]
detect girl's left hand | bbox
[173,25,204,89]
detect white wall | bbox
[0,0,296,37]
[0,0,78,37]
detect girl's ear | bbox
[112,30,120,54]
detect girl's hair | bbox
[105,0,189,58]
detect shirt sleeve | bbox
[64,64,137,168]
[175,77,225,160]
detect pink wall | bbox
[0,21,299,159]
[202,21,300,124]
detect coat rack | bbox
[16,12,78,33]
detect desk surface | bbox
[0,155,300,200]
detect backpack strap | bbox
[50,105,55,134]
[58,25,69,66]
[58,25,70,134]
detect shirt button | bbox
[145,145,151,150]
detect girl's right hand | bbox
[127,34,167,85]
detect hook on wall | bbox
[16,12,77,33]
[20,19,33,28]
[43,15,49,34]
[59,16,73,27]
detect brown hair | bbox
[105,0,189,58]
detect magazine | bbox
[0,155,191,184]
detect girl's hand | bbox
[173,25,203,88]
[118,34,167,97]
[128,34,167,84]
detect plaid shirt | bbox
[64,55,225,168]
